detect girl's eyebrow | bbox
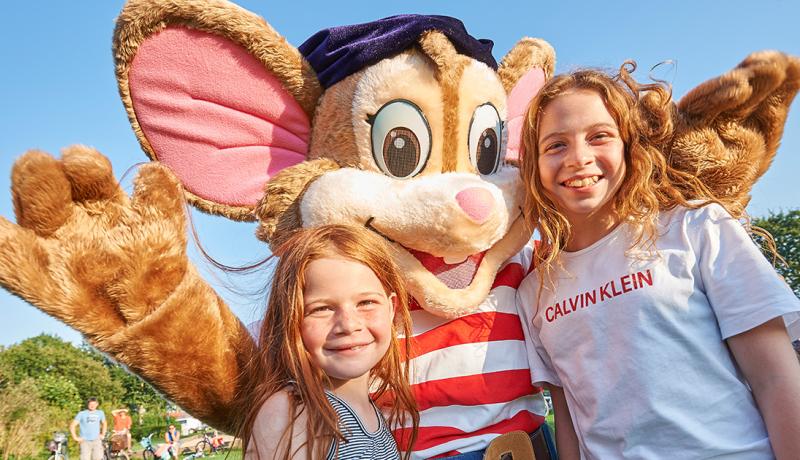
[304,291,386,304]
[538,122,619,146]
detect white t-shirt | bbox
[516,204,800,459]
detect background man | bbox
[70,397,107,460]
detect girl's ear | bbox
[388,292,398,321]
[498,38,555,163]
[114,0,323,221]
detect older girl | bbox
[516,64,800,459]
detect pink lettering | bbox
[621,275,632,293]
[638,269,653,287]
[585,290,596,306]
[610,280,622,297]
[600,283,611,301]
[569,296,580,312]
[546,306,555,322]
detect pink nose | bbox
[455,187,494,223]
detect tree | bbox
[753,210,800,297]
[0,379,51,460]
[0,335,172,459]
[0,335,123,404]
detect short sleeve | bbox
[74,412,82,423]
[99,411,106,422]
[516,275,562,386]
[692,204,800,339]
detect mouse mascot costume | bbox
[1,0,797,458]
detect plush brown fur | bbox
[306,75,362,166]
[1,147,254,432]
[419,31,471,172]
[114,0,321,221]
[254,158,340,248]
[670,51,800,217]
[497,38,556,93]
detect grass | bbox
[223,449,242,460]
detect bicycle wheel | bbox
[141,449,155,460]
[195,441,211,456]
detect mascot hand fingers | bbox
[0,214,126,340]
[678,51,800,128]
[61,145,128,204]
[11,150,75,237]
[0,215,56,304]
[107,163,189,324]
[130,162,187,229]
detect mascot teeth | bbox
[443,255,469,264]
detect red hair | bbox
[236,224,418,460]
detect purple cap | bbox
[299,14,496,89]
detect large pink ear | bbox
[115,0,322,221]
[497,38,554,163]
[505,68,546,162]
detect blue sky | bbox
[1,0,798,346]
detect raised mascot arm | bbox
[0,146,254,432]
[670,51,800,217]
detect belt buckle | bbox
[483,430,536,460]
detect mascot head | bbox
[114,0,555,318]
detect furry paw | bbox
[671,51,800,216]
[0,146,189,340]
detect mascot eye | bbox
[468,103,503,175]
[370,100,431,179]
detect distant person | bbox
[111,408,132,453]
[70,397,107,460]
[164,424,180,459]
[210,431,224,450]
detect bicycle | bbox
[140,433,159,460]
[193,431,228,457]
[104,433,130,460]
[45,432,69,460]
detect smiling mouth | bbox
[562,175,601,188]
[365,217,486,289]
[326,341,373,352]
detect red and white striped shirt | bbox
[394,247,547,459]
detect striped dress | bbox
[391,246,547,459]
[325,391,399,460]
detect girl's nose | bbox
[455,187,494,223]
[564,144,593,168]
[334,309,363,334]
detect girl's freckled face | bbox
[536,89,626,229]
[300,257,395,384]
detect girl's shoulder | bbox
[249,389,309,458]
[253,388,306,435]
[258,388,293,414]
[658,202,733,231]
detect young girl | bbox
[237,224,418,460]
[516,64,800,459]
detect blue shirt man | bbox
[70,398,107,460]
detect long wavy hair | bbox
[236,224,418,460]
[519,62,720,280]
